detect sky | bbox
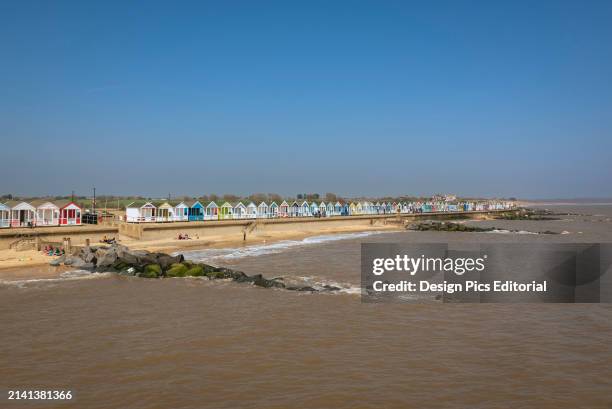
[1,1,611,199]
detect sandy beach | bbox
[0,223,401,280]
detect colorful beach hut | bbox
[205,201,219,220]
[326,202,334,216]
[246,202,258,219]
[349,203,357,215]
[269,202,279,218]
[334,202,342,215]
[185,200,204,221]
[0,203,10,228]
[7,201,37,227]
[341,203,350,216]
[289,201,300,217]
[57,201,82,225]
[126,201,157,223]
[310,201,319,216]
[219,202,234,220]
[173,202,189,222]
[279,201,289,217]
[300,201,310,217]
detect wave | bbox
[0,270,111,288]
[486,229,540,235]
[180,231,388,263]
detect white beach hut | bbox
[155,201,174,222]
[32,200,60,226]
[246,202,258,219]
[125,201,157,223]
[0,203,10,228]
[6,201,37,227]
[257,202,269,218]
[233,202,247,219]
[319,202,326,217]
[326,202,334,216]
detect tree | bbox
[325,192,337,202]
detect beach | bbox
[0,222,401,279]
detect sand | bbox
[0,224,401,280]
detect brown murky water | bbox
[2,205,612,409]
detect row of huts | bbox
[124,199,515,223]
[0,200,83,228]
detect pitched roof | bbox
[184,200,203,207]
[5,200,36,209]
[30,199,59,208]
[125,200,155,209]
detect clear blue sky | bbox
[1,1,611,199]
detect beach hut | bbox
[300,201,311,217]
[349,203,357,215]
[32,200,60,226]
[334,202,342,215]
[233,202,246,219]
[355,202,363,215]
[219,202,234,220]
[269,202,279,218]
[173,202,189,221]
[7,201,37,227]
[126,201,157,223]
[341,203,350,216]
[289,201,300,217]
[205,201,219,220]
[310,201,319,216]
[0,203,10,228]
[316,202,324,217]
[279,201,289,217]
[257,202,269,218]
[185,200,204,221]
[155,201,174,222]
[246,202,258,219]
[326,202,334,216]
[57,201,82,225]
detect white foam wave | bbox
[486,229,539,235]
[0,270,111,288]
[180,231,387,263]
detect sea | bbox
[1,204,611,409]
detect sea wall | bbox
[0,210,509,249]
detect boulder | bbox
[141,264,162,278]
[166,263,189,277]
[49,254,66,266]
[185,266,204,277]
[96,248,118,268]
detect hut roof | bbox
[125,200,155,209]
[30,199,59,208]
[184,200,203,207]
[5,200,36,210]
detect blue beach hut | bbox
[186,200,204,221]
